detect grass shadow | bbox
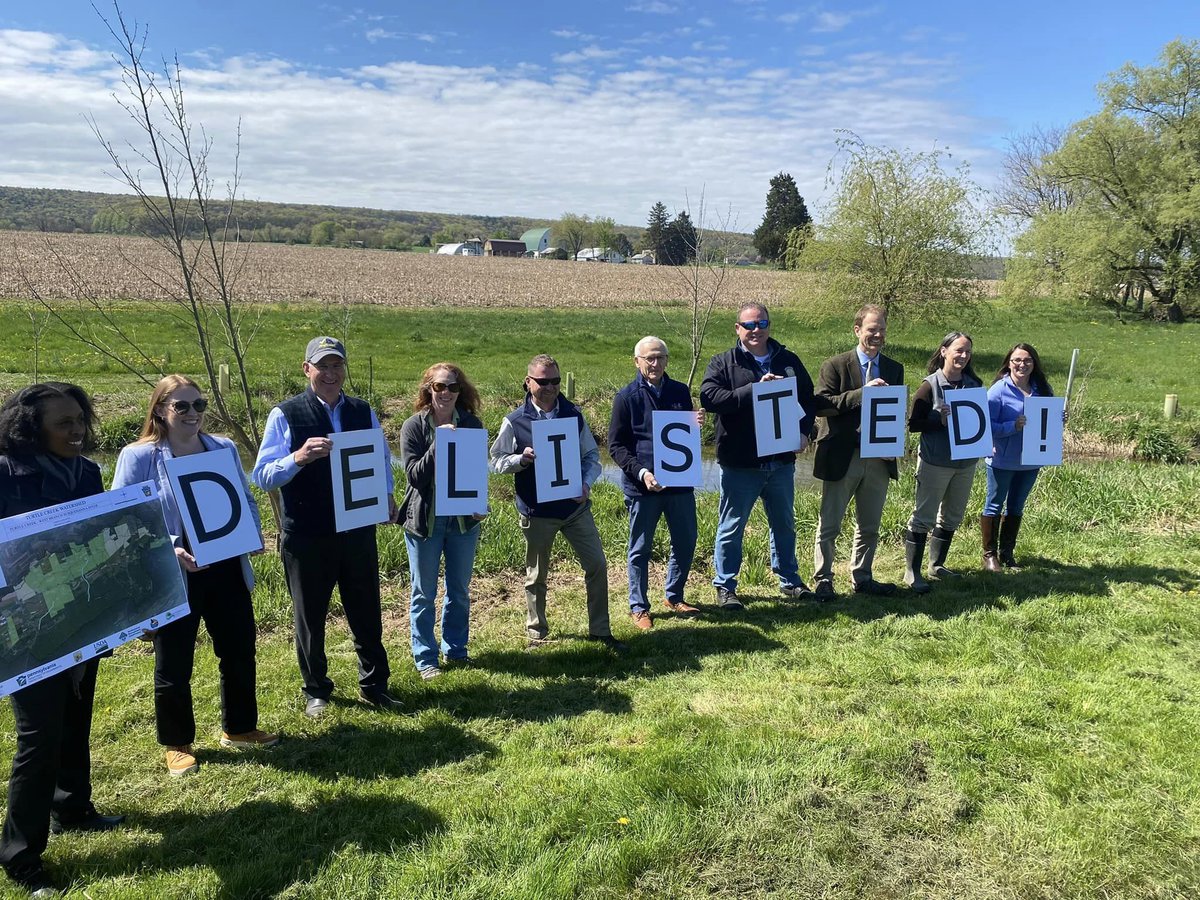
[248,720,494,782]
[408,676,633,722]
[739,558,1200,630]
[64,793,441,899]
[473,621,786,682]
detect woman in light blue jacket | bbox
[982,344,1054,571]
[112,375,278,778]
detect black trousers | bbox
[154,557,258,746]
[0,660,99,876]
[280,527,389,700]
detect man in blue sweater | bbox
[608,336,704,630]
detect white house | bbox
[577,247,626,263]
[436,240,483,257]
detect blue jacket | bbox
[987,376,1042,472]
[112,434,263,589]
[608,373,694,498]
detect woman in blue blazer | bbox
[112,375,278,778]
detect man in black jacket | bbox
[810,304,904,599]
[608,336,704,630]
[252,337,401,719]
[700,303,820,609]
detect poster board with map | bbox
[0,480,189,696]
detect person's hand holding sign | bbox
[294,436,332,465]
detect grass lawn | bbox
[0,297,1199,897]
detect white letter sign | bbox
[752,377,803,457]
[435,427,489,516]
[860,386,907,459]
[165,449,263,567]
[946,387,993,461]
[1021,396,1066,466]
[329,428,390,532]
[532,418,582,502]
[652,411,702,488]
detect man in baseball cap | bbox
[253,337,401,718]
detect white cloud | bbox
[0,28,992,228]
[552,44,622,65]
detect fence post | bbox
[565,372,576,401]
[218,363,230,395]
[1164,394,1178,419]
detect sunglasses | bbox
[168,399,208,414]
[528,376,562,387]
[738,319,770,331]
[430,382,462,394]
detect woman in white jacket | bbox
[112,375,278,778]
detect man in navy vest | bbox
[608,336,703,630]
[489,354,623,651]
[252,337,401,718]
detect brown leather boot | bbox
[999,515,1023,570]
[980,515,1001,572]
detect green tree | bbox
[613,232,634,260]
[660,212,697,266]
[593,216,617,255]
[753,172,811,266]
[645,201,669,261]
[793,133,995,321]
[556,212,591,260]
[310,220,343,246]
[1006,40,1200,320]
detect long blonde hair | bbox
[136,374,206,443]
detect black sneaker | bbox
[49,810,125,835]
[587,634,627,652]
[6,864,57,898]
[853,578,897,597]
[715,587,743,610]
[813,580,837,600]
[359,688,404,712]
[779,582,814,600]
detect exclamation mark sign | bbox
[1039,407,1049,453]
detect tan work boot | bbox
[165,746,199,777]
[220,730,281,749]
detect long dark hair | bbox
[0,382,98,456]
[925,332,980,383]
[994,343,1053,396]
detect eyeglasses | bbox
[168,399,208,414]
[430,382,462,394]
[737,319,770,331]
[637,355,667,364]
[528,376,561,387]
[1009,358,1034,367]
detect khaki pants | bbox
[813,450,891,586]
[519,501,611,639]
[907,457,978,534]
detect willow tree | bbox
[792,132,996,322]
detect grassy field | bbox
[0,292,1199,898]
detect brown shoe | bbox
[165,746,199,777]
[220,729,281,749]
[664,599,700,615]
[630,610,653,630]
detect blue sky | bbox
[1,1,1196,228]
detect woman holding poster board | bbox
[0,382,124,896]
[112,375,277,779]
[904,334,983,593]
[398,364,487,680]
[983,344,1054,571]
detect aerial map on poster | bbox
[0,480,189,696]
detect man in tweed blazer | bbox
[811,304,905,598]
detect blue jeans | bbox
[626,491,698,612]
[983,466,1040,517]
[712,462,801,593]
[404,517,479,670]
